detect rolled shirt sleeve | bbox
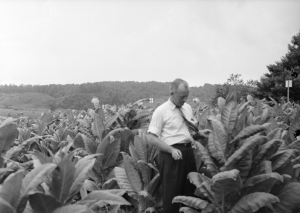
[148,108,164,137]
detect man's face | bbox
[172,84,189,107]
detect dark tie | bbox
[176,106,199,133]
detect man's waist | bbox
[171,138,193,148]
[172,143,192,148]
[160,135,193,146]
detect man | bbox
[147,78,211,213]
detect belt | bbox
[172,143,192,148]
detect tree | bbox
[256,30,300,101]
[211,74,258,105]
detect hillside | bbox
[0,93,55,118]
[0,81,216,110]
[0,92,54,108]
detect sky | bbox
[0,0,299,87]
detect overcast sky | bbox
[0,0,299,87]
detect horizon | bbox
[0,80,216,88]
[1,1,299,87]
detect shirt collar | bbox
[168,98,179,110]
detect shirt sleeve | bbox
[148,108,164,137]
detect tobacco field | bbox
[1,90,300,213]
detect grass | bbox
[0,106,45,118]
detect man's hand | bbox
[171,148,182,160]
[198,129,212,138]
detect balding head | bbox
[170,78,189,107]
[170,79,189,93]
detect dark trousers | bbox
[158,144,197,213]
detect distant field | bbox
[0,92,205,119]
[0,92,53,118]
[0,92,54,108]
[0,106,45,118]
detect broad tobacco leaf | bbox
[73,133,85,149]
[232,107,247,138]
[211,169,242,204]
[273,182,300,213]
[267,128,282,141]
[252,139,282,169]
[178,207,199,213]
[67,155,96,202]
[79,190,130,206]
[134,135,148,163]
[0,197,15,213]
[253,100,264,117]
[91,112,105,140]
[208,118,227,162]
[102,138,121,170]
[123,153,143,193]
[236,149,252,181]
[193,141,218,176]
[270,149,295,171]
[51,157,76,203]
[148,173,160,196]
[172,196,212,211]
[217,97,226,114]
[242,172,283,194]
[197,106,211,130]
[187,173,214,202]
[266,117,279,134]
[0,170,24,208]
[29,193,61,213]
[102,178,119,190]
[251,160,272,177]
[96,137,120,170]
[18,163,56,212]
[289,107,300,141]
[52,205,92,213]
[230,125,267,144]
[221,88,238,135]
[114,167,138,199]
[138,190,156,211]
[229,192,279,213]
[227,125,267,158]
[137,160,151,187]
[225,136,267,170]
[0,122,19,154]
[104,114,119,129]
[260,107,269,124]
[187,172,210,188]
[292,164,300,181]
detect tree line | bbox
[213,30,300,104]
[0,81,216,109]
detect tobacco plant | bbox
[173,88,300,213]
[0,119,130,213]
[113,130,161,213]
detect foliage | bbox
[256,30,300,102]
[47,101,59,112]
[173,88,300,213]
[211,74,258,106]
[0,97,165,213]
[0,81,216,107]
[112,130,161,212]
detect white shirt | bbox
[148,99,197,145]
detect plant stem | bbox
[222,191,225,213]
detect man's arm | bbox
[147,133,182,160]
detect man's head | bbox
[170,78,189,107]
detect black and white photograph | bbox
[0,1,300,213]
